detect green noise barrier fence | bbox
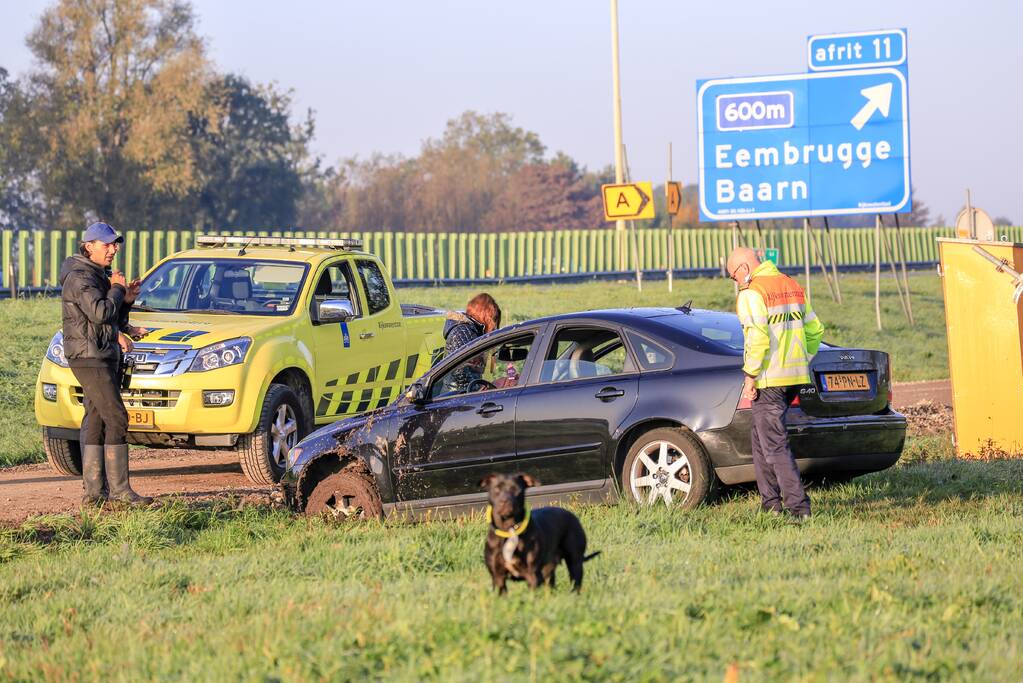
[2,225,1018,290]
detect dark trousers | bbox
[70,364,128,446]
[751,385,810,516]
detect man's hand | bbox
[125,278,142,303]
[110,270,127,288]
[126,325,150,341]
[118,332,134,354]
[742,376,758,402]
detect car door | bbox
[390,331,539,501]
[514,324,640,486]
[351,258,411,410]
[309,259,380,422]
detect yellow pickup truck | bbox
[35,235,446,484]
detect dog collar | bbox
[486,504,530,538]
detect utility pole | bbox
[610,0,626,271]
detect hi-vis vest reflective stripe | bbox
[737,264,824,388]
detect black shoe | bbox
[104,444,153,506]
[790,512,811,523]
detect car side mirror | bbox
[405,382,428,404]
[314,298,355,324]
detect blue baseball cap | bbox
[82,222,123,244]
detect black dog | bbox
[480,473,599,594]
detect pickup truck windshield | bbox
[136,258,309,315]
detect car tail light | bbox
[790,394,800,406]
[737,395,752,410]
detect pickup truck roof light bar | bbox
[195,235,363,251]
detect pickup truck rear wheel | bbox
[43,433,82,476]
[238,384,306,485]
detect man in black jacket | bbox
[61,222,152,505]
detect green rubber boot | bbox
[81,444,106,505]
[104,444,153,506]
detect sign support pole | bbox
[874,213,883,330]
[731,221,740,296]
[894,213,913,324]
[621,144,642,291]
[808,220,839,302]
[667,142,674,293]
[802,217,812,302]
[878,215,912,323]
[610,0,626,271]
[823,216,842,304]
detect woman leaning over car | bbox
[443,293,502,393]
[443,292,502,355]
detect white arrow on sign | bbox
[850,82,893,130]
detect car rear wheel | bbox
[238,384,306,485]
[305,467,383,520]
[621,428,714,509]
[43,433,82,476]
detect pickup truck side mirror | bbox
[405,382,428,404]
[314,298,355,324]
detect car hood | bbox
[127,312,285,348]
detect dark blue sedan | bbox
[280,308,906,517]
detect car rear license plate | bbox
[126,409,155,429]
[822,373,868,392]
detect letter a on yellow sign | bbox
[602,182,656,221]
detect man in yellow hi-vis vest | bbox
[727,247,825,520]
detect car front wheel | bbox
[238,384,306,485]
[621,428,714,509]
[305,467,383,519]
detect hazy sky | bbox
[2,0,1020,223]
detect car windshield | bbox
[135,259,308,316]
[654,310,745,352]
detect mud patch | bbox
[902,401,953,437]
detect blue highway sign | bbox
[697,68,910,221]
[808,29,907,72]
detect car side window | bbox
[312,262,362,317]
[626,331,675,371]
[540,327,637,383]
[355,260,391,315]
[431,334,535,399]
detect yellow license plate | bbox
[126,409,155,429]
[823,373,869,392]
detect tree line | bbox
[1,0,951,235]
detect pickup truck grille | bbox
[71,387,181,409]
[122,346,197,377]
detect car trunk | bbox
[797,347,892,418]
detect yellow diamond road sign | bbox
[602,182,655,221]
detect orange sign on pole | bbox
[666,181,683,215]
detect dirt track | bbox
[0,449,272,524]
[0,380,953,525]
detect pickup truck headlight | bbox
[45,331,69,368]
[189,337,252,373]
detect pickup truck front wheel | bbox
[239,384,306,485]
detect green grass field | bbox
[0,272,946,467]
[3,439,1023,680]
[3,274,1019,680]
